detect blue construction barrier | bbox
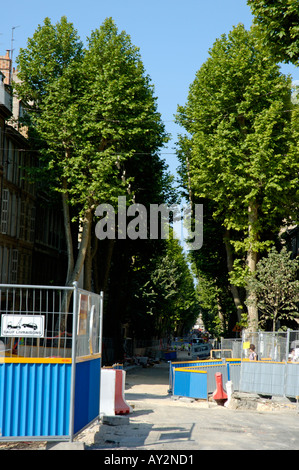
[173,368,208,399]
[169,359,223,393]
[169,359,241,400]
[163,350,177,360]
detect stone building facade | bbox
[0,51,67,285]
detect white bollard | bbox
[224,380,234,408]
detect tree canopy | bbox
[247,247,299,331]
[176,24,299,331]
[15,17,169,287]
[14,16,198,352]
[248,0,299,64]
[16,16,84,104]
[138,237,199,336]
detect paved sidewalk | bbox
[77,358,299,451]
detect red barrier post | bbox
[114,369,131,415]
[212,372,228,406]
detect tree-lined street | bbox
[1,1,299,452]
[4,0,299,353]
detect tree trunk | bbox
[55,177,75,339]
[84,234,92,291]
[68,207,93,285]
[59,207,93,334]
[223,230,243,322]
[246,203,259,332]
[273,308,278,332]
[217,297,225,332]
[61,178,74,284]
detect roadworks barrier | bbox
[170,357,299,403]
[170,359,241,400]
[0,283,103,443]
[100,368,132,416]
[212,372,228,405]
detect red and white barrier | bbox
[100,368,132,416]
[114,369,132,415]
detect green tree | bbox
[248,0,299,64]
[176,24,299,331]
[190,199,239,337]
[97,155,178,358]
[134,237,199,337]
[247,247,299,331]
[16,16,83,104]
[15,17,168,293]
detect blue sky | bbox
[1,0,298,176]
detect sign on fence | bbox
[1,314,45,337]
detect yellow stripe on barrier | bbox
[0,357,72,364]
[175,368,207,374]
[0,352,102,364]
[76,353,102,363]
[242,359,287,365]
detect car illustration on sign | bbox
[7,322,21,329]
[21,323,38,330]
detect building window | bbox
[19,199,25,239]
[6,141,13,182]
[10,249,18,283]
[1,246,8,283]
[10,193,17,237]
[1,189,9,234]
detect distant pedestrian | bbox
[288,348,299,362]
[249,344,257,361]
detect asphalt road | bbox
[79,356,299,451]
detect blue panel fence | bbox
[0,283,103,442]
[170,356,299,400]
[170,359,241,400]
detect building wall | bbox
[0,51,67,286]
[0,51,11,85]
[0,126,35,284]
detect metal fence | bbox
[210,338,242,359]
[241,330,299,362]
[0,283,103,360]
[221,338,242,358]
[239,329,299,398]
